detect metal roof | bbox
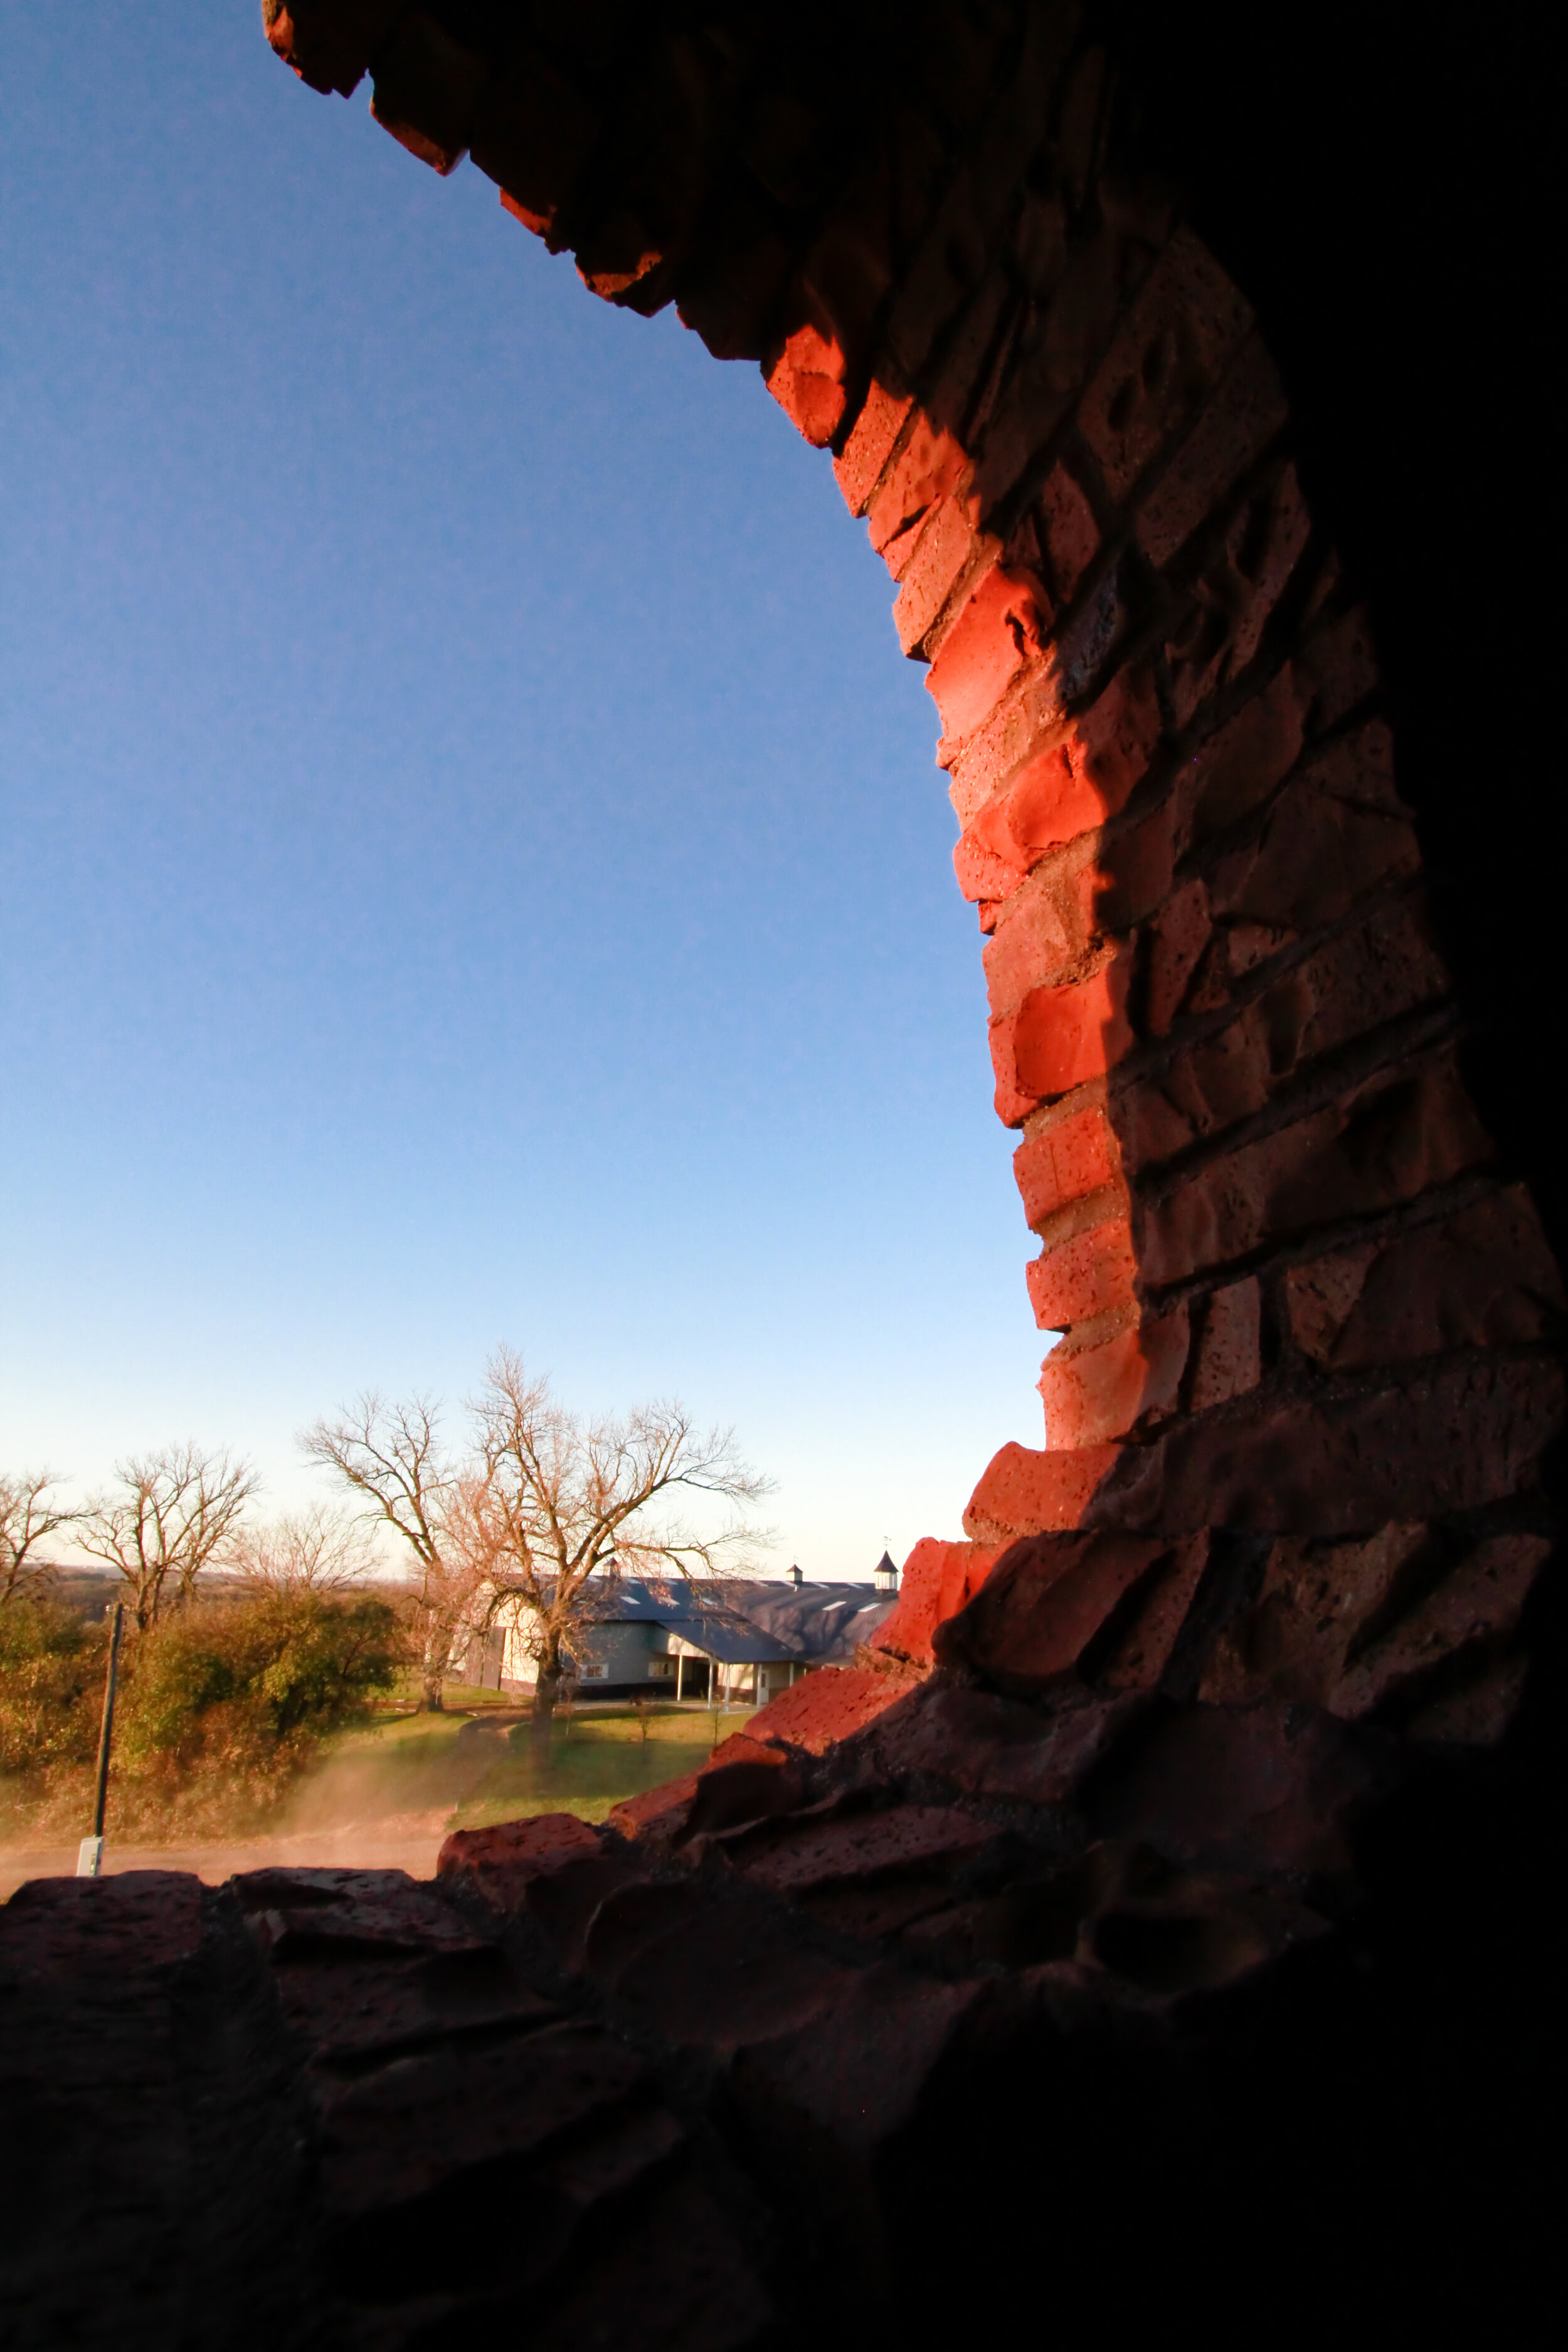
[539,1574,898,1665]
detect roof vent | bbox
[874,1551,898,1592]
[787,1564,803,1586]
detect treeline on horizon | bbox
[1,1348,774,1835]
[1,1447,425,1844]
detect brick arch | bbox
[3,11,1556,2346]
[267,0,1562,1744]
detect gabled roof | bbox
[538,1573,897,1665]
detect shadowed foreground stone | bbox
[6,1645,1562,2345]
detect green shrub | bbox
[0,1601,103,1781]
[0,1587,405,1839]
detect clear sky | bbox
[1,3,1049,1577]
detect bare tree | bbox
[226,1503,376,1594]
[470,1348,773,1751]
[300,1394,467,1710]
[0,1470,82,1608]
[78,1445,258,1630]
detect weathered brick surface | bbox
[1134,332,1289,567]
[1080,1698,1393,1877]
[1285,1184,1562,1369]
[1137,1048,1494,1287]
[935,1531,1170,1689]
[1027,1207,1137,1327]
[871,1534,1004,1663]
[992,948,1136,1120]
[28,15,1546,2343]
[1014,1099,1126,1228]
[1076,227,1253,502]
[963,1436,1127,1543]
[1037,1301,1190,1446]
[1087,1355,1564,1535]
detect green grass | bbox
[310,1695,758,1831]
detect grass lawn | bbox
[314,1691,758,1832]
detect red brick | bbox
[1082,1699,1387,1876]
[240,1867,490,1959]
[927,260,1020,440]
[1141,1050,1495,1286]
[1187,1277,1261,1409]
[982,855,1099,1013]
[1311,715,1407,809]
[963,1439,1128,1544]
[882,164,995,386]
[1144,899,1449,1157]
[1165,464,1312,726]
[869,1683,1142,1806]
[265,0,400,98]
[1328,1536,1550,1722]
[972,221,1140,514]
[1078,229,1253,503]
[0,1870,208,1976]
[968,660,1163,872]
[1036,461,1100,602]
[793,161,896,377]
[681,1753,805,1843]
[1209,731,1420,933]
[1086,1356,1564,1536]
[1290,898,1449,1056]
[1038,1304,1190,1447]
[316,2021,654,2222]
[1197,1523,1430,1707]
[953,829,1029,905]
[990,947,1136,1121]
[735,1665,904,1757]
[945,692,1057,824]
[437,1812,603,1905]
[369,14,487,177]
[1014,1103,1125,1228]
[867,413,968,569]
[675,215,794,363]
[1117,1066,1205,1169]
[731,1962,989,2178]
[935,1530,1169,1690]
[537,2171,775,2352]
[1296,603,1380,729]
[588,1882,854,2055]
[1096,1534,1209,1690]
[893,499,983,655]
[765,320,848,448]
[870,1535,1003,1666]
[1134,332,1289,567]
[740,1806,999,1897]
[1095,790,1182,930]
[1183,663,1305,844]
[1285,1185,1564,1370]
[1158,1000,1275,1136]
[1145,877,1212,1034]
[470,43,598,240]
[607,1775,701,1845]
[1027,1212,1137,1329]
[833,379,914,516]
[1404,1655,1530,1745]
[925,563,1048,741]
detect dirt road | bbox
[1,1809,453,1900]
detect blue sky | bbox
[1,3,1047,1574]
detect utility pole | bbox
[77,1601,124,1878]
